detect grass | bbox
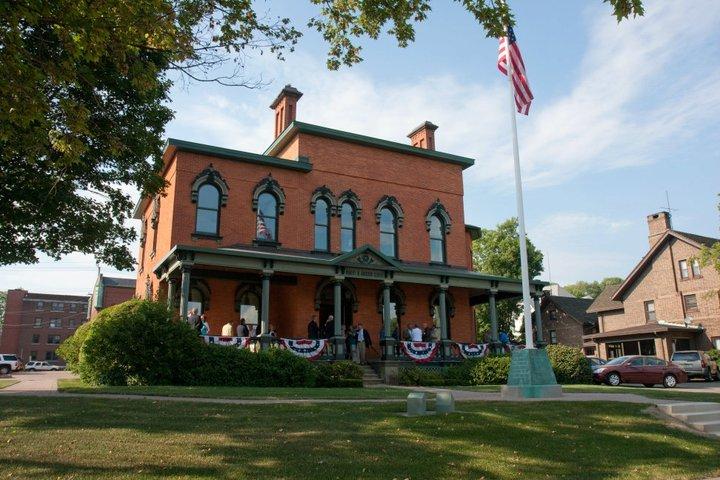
[0,396,718,479]
[0,378,19,389]
[57,378,408,400]
[455,383,720,403]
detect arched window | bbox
[379,208,397,258]
[429,215,446,263]
[256,192,278,242]
[314,198,330,251]
[235,287,261,333]
[340,202,356,252]
[195,184,221,235]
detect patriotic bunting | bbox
[400,341,439,363]
[455,342,490,359]
[203,335,251,349]
[280,338,327,360]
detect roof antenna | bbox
[661,190,678,214]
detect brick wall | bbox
[541,303,584,348]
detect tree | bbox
[472,217,544,339]
[0,291,6,334]
[697,194,720,274]
[564,277,623,299]
[1,1,644,270]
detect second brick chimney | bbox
[270,84,303,138]
[408,121,438,150]
[647,211,672,247]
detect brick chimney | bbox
[647,211,672,247]
[270,84,303,138]
[408,121,438,150]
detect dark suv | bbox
[670,351,718,381]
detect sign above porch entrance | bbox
[332,244,399,271]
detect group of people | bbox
[306,315,372,364]
[393,322,440,343]
[187,308,210,336]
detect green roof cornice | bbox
[264,121,475,170]
[167,138,312,172]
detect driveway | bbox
[1,370,75,392]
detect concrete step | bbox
[690,420,720,434]
[657,402,720,415]
[676,410,720,423]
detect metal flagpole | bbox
[505,30,535,350]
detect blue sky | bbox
[1,0,719,294]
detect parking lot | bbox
[1,370,75,392]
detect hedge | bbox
[545,344,593,384]
[58,299,362,388]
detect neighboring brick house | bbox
[0,289,89,363]
[133,84,545,363]
[88,274,136,320]
[540,295,598,354]
[584,212,720,360]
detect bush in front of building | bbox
[74,299,204,386]
[545,344,593,384]
[315,360,363,388]
[466,355,512,385]
[56,321,92,373]
[398,366,446,386]
[708,349,720,362]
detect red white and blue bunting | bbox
[280,338,327,360]
[202,336,251,349]
[401,341,439,363]
[455,342,489,359]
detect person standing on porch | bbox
[429,324,440,342]
[237,318,250,337]
[411,324,423,342]
[422,322,431,341]
[187,308,200,327]
[221,319,234,337]
[200,316,210,336]
[307,315,319,339]
[356,323,371,365]
[324,315,335,355]
[348,325,359,363]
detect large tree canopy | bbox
[564,277,623,299]
[472,217,544,338]
[0,1,644,270]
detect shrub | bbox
[545,344,593,384]
[257,348,317,387]
[467,356,511,385]
[398,366,445,386]
[443,361,474,386]
[78,299,203,386]
[315,360,363,388]
[57,321,92,372]
[708,349,720,362]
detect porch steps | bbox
[360,365,384,386]
[657,402,720,437]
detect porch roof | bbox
[153,243,547,297]
[583,321,704,341]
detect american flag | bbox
[497,26,533,115]
[256,210,272,240]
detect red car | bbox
[593,355,687,388]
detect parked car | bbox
[593,355,687,388]
[586,357,607,371]
[0,354,24,375]
[25,361,62,372]
[670,350,718,381]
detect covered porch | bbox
[152,244,546,363]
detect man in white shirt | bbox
[221,320,234,337]
[410,324,423,342]
[356,323,371,364]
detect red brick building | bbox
[133,85,545,365]
[88,275,136,320]
[540,295,598,354]
[585,212,720,360]
[0,289,89,363]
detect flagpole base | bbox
[501,348,562,399]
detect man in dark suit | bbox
[356,323,372,365]
[307,315,319,339]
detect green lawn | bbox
[57,379,407,399]
[0,378,19,389]
[456,383,720,403]
[0,396,718,479]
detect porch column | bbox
[438,284,451,358]
[533,293,544,345]
[166,278,177,312]
[259,271,272,350]
[179,263,192,322]
[489,288,499,354]
[382,280,394,358]
[333,278,345,359]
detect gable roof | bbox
[612,230,720,300]
[264,121,475,170]
[330,244,400,269]
[544,295,597,326]
[587,284,623,313]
